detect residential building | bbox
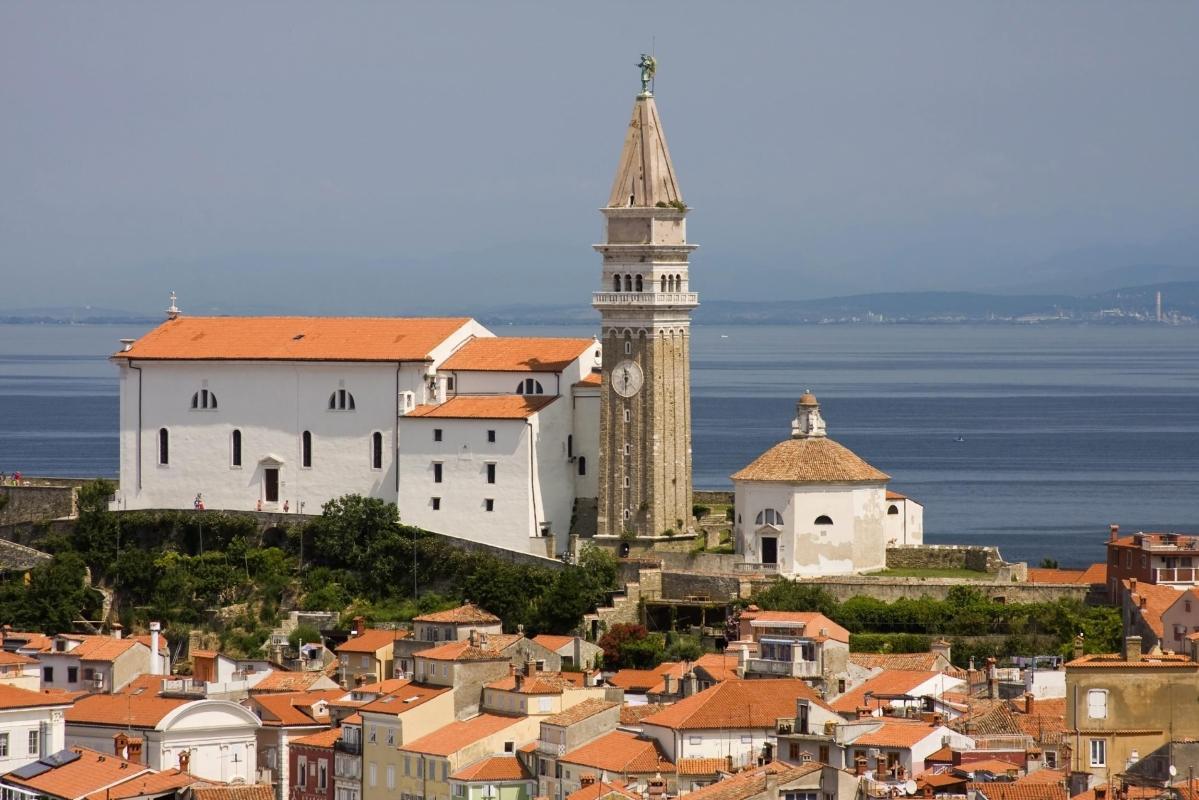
[334,713,363,800]
[531,636,602,671]
[0,652,41,691]
[249,689,342,799]
[1122,579,1183,652]
[358,681,455,800]
[1106,526,1199,599]
[249,669,340,695]
[0,746,207,800]
[780,718,973,779]
[337,622,406,685]
[291,726,340,800]
[450,754,536,800]
[483,661,609,717]
[1158,587,1199,653]
[883,490,925,547]
[0,684,73,774]
[37,633,161,694]
[731,608,851,684]
[732,394,921,576]
[557,730,673,797]
[532,699,621,800]
[395,604,504,677]
[412,639,512,718]
[394,714,539,800]
[829,670,966,719]
[848,640,955,676]
[563,777,639,800]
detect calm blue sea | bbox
[2,322,1198,568]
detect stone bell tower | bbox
[594,59,698,537]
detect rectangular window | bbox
[488,429,496,443]
[302,431,313,468]
[1087,689,1108,719]
[688,735,702,745]
[417,758,424,778]
[623,409,630,423]
[434,428,443,442]
[386,727,395,746]
[433,462,443,483]
[27,729,38,756]
[232,429,242,466]
[67,666,78,683]
[42,667,53,683]
[298,757,308,788]
[369,762,377,787]
[372,432,383,469]
[485,499,494,512]
[404,756,411,776]
[158,428,169,465]
[486,463,496,484]
[387,765,396,790]
[1090,739,1106,767]
[319,762,328,790]
[446,376,455,392]
[0,733,8,757]
[432,497,441,511]
[368,725,377,743]
[819,745,830,764]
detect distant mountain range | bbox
[4,281,1198,326]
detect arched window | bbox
[660,275,667,292]
[887,505,900,515]
[302,431,312,468]
[635,275,643,292]
[755,508,783,526]
[675,273,683,290]
[329,389,355,411]
[613,275,621,292]
[814,515,834,525]
[190,389,217,410]
[371,432,383,469]
[577,456,587,476]
[231,430,242,467]
[158,428,169,465]
[516,378,544,395]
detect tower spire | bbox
[607,67,682,209]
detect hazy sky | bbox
[3,2,1198,315]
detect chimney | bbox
[111,623,123,640]
[1024,692,1035,715]
[1110,524,1119,542]
[469,630,480,647]
[126,737,143,765]
[1124,636,1143,663]
[580,774,596,788]
[854,756,868,776]
[1096,789,1107,800]
[1130,577,1137,593]
[114,732,128,757]
[526,657,537,677]
[856,706,871,720]
[352,616,366,636]
[179,750,191,773]
[188,629,202,656]
[515,671,524,691]
[986,657,998,699]
[1139,596,1147,610]
[1073,634,1085,660]
[149,622,161,676]
[662,674,675,695]
[876,757,888,779]
[683,670,698,698]
[930,638,951,665]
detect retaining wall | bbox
[886,544,1007,573]
[0,484,78,526]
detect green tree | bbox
[751,580,837,616]
[289,623,322,649]
[598,623,649,669]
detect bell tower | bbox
[594,58,698,538]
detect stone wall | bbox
[782,576,1088,605]
[886,544,1007,573]
[0,539,53,572]
[693,490,733,506]
[0,484,79,526]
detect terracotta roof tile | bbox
[532,635,576,652]
[4,747,153,800]
[190,786,276,800]
[619,703,666,725]
[641,679,832,730]
[343,713,363,724]
[251,689,342,727]
[290,726,343,748]
[849,653,945,672]
[1066,651,1198,668]
[3,631,52,652]
[414,603,502,625]
[66,690,189,728]
[0,650,37,666]
[407,395,558,420]
[402,713,527,756]
[560,730,672,774]
[336,628,407,654]
[742,611,851,643]
[114,316,472,362]
[357,682,449,715]
[1124,579,1184,638]
[82,768,204,800]
[960,758,1023,775]
[831,670,954,713]
[129,634,169,654]
[250,670,336,693]
[451,755,533,781]
[565,780,639,800]
[967,782,1067,800]
[416,641,509,662]
[607,666,678,693]
[949,699,1022,737]
[0,684,77,710]
[1012,698,1067,743]
[1079,563,1108,584]
[573,372,603,388]
[543,698,618,727]
[1015,769,1067,785]
[488,672,578,695]
[677,758,729,776]
[441,337,595,372]
[63,636,139,662]
[684,763,820,800]
[851,720,942,749]
[731,437,889,483]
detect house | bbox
[358,682,455,800]
[0,746,205,800]
[1158,587,1199,653]
[848,640,955,676]
[336,620,407,686]
[679,762,850,800]
[564,777,639,800]
[531,636,603,671]
[248,689,342,798]
[644,653,741,702]
[290,726,341,800]
[829,669,965,719]
[37,633,162,694]
[1106,526,1199,600]
[63,675,261,783]
[730,608,851,684]
[779,718,973,780]
[450,754,536,800]
[732,394,921,576]
[0,651,42,691]
[412,639,512,718]
[0,684,75,774]
[249,669,340,695]
[394,604,503,677]
[1121,579,1183,651]
[483,661,610,717]
[393,714,539,800]
[1065,638,1199,787]
[334,713,364,800]
[557,730,673,797]
[639,679,840,768]
[532,698,621,800]
[883,490,925,546]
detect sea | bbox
[2,321,1198,569]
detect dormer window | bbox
[191,389,217,410]
[329,390,356,411]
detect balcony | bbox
[745,658,822,678]
[1153,567,1199,585]
[335,739,362,756]
[592,292,699,308]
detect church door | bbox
[761,536,778,566]
[264,468,279,503]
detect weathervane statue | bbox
[638,53,657,95]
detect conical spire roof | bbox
[607,94,683,208]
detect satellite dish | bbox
[1170,766,1178,777]
[904,781,918,795]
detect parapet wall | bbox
[886,544,1006,573]
[0,482,80,526]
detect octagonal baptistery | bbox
[731,392,893,577]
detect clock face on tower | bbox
[611,359,644,398]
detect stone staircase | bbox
[583,566,661,640]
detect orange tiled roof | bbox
[353,677,414,695]
[129,634,169,654]
[414,603,502,625]
[113,316,472,362]
[830,670,949,713]
[560,730,672,774]
[742,610,851,643]
[543,698,618,727]
[291,726,344,748]
[67,690,189,728]
[565,780,639,800]
[407,395,558,420]
[0,650,37,667]
[851,720,941,749]
[607,665,681,693]
[1065,651,1198,668]
[343,712,363,724]
[684,763,820,800]
[641,679,833,731]
[967,782,1067,800]
[0,684,77,710]
[849,652,946,672]
[731,437,889,483]
[960,758,1023,774]
[620,703,666,726]
[1079,563,1108,584]
[1125,579,1184,638]
[532,634,575,652]
[251,689,341,727]
[885,490,908,500]
[402,713,526,756]
[336,628,407,654]
[451,754,533,781]
[63,636,139,662]
[645,654,740,695]
[441,337,595,372]
[573,372,603,388]
[1015,769,1067,785]
[1013,698,1067,742]
[83,768,203,800]
[488,672,578,695]
[3,631,52,652]
[190,786,276,800]
[4,747,152,799]
[358,682,448,715]
[416,641,509,662]
[677,758,729,776]
[251,670,335,693]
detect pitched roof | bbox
[742,610,851,643]
[415,641,509,662]
[830,670,948,713]
[129,634,169,654]
[451,755,533,782]
[2,631,52,652]
[1065,651,1198,669]
[607,93,683,208]
[573,372,603,388]
[640,679,832,730]
[414,603,501,625]
[851,720,943,749]
[290,726,343,748]
[677,758,730,776]
[607,665,682,693]
[620,703,666,726]
[532,635,576,652]
[565,780,639,800]
[1126,580,1186,638]
[488,672,581,695]
[960,758,1023,775]
[0,650,37,666]
[358,681,449,715]
[560,729,672,774]
[82,768,204,800]
[683,763,820,800]
[1015,769,1067,785]
[250,670,336,693]
[3,747,152,800]
[949,699,1022,737]
[251,689,341,727]
[731,437,889,484]
[441,337,595,372]
[336,628,406,654]
[402,713,526,756]
[66,690,189,729]
[406,395,558,420]
[1012,698,1067,743]
[113,316,472,362]
[968,782,1067,800]
[0,684,77,710]
[849,652,946,672]
[645,654,741,695]
[543,698,618,727]
[62,636,140,662]
[190,786,276,800]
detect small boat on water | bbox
[954,435,966,443]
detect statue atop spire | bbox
[638,54,657,96]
